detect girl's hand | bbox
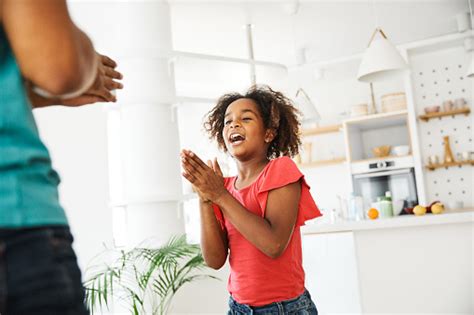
[180,150,226,203]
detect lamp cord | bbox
[469,0,473,29]
[371,0,379,30]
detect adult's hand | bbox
[84,53,123,103]
[29,53,123,108]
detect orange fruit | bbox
[367,208,379,220]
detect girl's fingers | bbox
[182,171,196,183]
[187,151,209,169]
[182,156,203,176]
[181,161,199,178]
[183,153,208,174]
[213,158,223,177]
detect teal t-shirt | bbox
[0,26,68,227]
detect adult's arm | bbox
[2,0,97,96]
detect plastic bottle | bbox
[379,191,394,218]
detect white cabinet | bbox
[302,211,474,314]
[302,232,362,314]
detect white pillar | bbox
[106,0,184,247]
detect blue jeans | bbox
[0,226,88,315]
[228,289,318,315]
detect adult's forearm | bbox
[72,26,97,95]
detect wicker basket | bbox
[381,92,407,113]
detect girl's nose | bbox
[230,121,241,128]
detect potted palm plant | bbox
[84,235,218,314]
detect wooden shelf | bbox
[301,124,342,136]
[419,107,470,122]
[298,157,346,168]
[426,160,474,171]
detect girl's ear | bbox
[264,129,276,143]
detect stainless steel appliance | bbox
[352,158,418,212]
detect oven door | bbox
[353,168,418,205]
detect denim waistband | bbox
[229,289,314,314]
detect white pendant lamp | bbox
[295,88,321,128]
[357,28,408,82]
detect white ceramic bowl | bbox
[392,145,410,156]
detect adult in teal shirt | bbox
[0,1,123,313]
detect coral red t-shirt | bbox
[213,156,322,306]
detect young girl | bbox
[181,85,321,314]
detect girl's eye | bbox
[224,120,231,125]
[242,117,252,121]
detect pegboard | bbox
[409,46,473,208]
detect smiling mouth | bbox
[229,133,245,145]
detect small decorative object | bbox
[454,98,467,108]
[442,100,455,112]
[381,92,407,112]
[461,151,470,161]
[448,200,464,210]
[428,155,439,165]
[424,105,440,114]
[443,136,455,163]
[372,145,391,158]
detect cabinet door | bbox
[302,232,362,314]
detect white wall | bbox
[33,105,113,271]
[32,1,470,313]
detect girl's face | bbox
[222,98,273,161]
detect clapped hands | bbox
[180,149,227,204]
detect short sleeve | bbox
[256,156,322,227]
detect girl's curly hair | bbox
[204,85,302,159]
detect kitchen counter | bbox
[302,208,473,234]
[302,208,473,314]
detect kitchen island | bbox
[301,209,473,314]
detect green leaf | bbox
[83,234,218,314]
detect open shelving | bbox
[298,124,346,168]
[418,107,470,122]
[425,160,474,171]
[301,124,342,136]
